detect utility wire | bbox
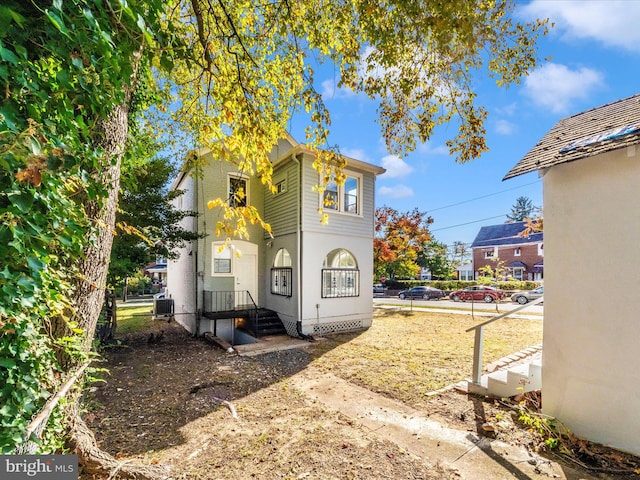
[426,180,541,213]
[431,214,508,232]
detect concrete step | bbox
[485,360,541,398]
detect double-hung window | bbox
[213,243,232,274]
[229,175,248,207]
[322,173,361,215]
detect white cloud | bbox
[523,63,604,114]
[522,1,640,52]
[379,154,413,178]
[495,119,516,135]
[379,184,414,199]
[320,79,356,100]
[340,147,370,163]
[416,142,448,155]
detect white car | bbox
[511,286,543,305]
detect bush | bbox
[383,279,541,293]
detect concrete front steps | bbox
[461,344,543,398]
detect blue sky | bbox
[288,1,640,249]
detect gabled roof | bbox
[471,221,542,248]
[504,93,640,180]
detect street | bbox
[373,296,543,318]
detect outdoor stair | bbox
[467,359,542,398]
[236,308,287,338]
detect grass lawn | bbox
[306,307,543,410]
[115,304,154,335]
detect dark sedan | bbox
[398,286,445,300]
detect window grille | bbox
[271,267,293,297]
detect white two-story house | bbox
[166,133,385,344]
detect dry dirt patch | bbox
[82,308,639,479]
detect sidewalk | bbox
[289,366,595,480]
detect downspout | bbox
[194,173,201,337]
[293,153,314,341]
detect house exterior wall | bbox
[543,146,640,454]
[263,232,299,327]
[166,174,197,332]
[472,243,542,280]
[300,155,377,238]
[264,160,299,237]
[299,231,374,335]
[196,154,267,303]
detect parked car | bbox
[397,286,444,300]
[511,286,544,305]
[449,285,506,303]
[373,284,388,294]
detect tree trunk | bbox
[73,104,129,352]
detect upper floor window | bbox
[322,248,359,298]
[271,248,292,297]
[275,178,287,195]
[514,248,521,257]
[538,243,544,256]
[484,249,495,259]
[229,175,248,207]
[322,174,361,215]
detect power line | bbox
[431,214,507,232]
[426,180,541,213]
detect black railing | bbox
[321,268,360,298]
[203,290,259,337]
[271,267,293,297]
[203,290,257,314]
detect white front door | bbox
[236,252,258,305]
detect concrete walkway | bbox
[288,366,595,480]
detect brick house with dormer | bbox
[471,221,543,281]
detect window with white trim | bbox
[514,248,521,257]
[322,249,359,298]
[271,248,292,297]
[484,250,495,259]
[212,243,232,274]
[322,173,361,215]
[512,268,524,281]
[229,175,248,207]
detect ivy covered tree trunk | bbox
[73,105,129,352]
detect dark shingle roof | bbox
[471,222,543,248]
[504,94,640,180]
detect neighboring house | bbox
[143,256,167,290]
[166,133,385,343]
[503,94,640,455]
[456,262,474,281]
[470,222,543,281]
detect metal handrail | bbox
[465,295,544,385]
[203,290,259,336]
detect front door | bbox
[235,250,258,306]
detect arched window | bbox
[322,249,359,298]
[271,248,292,296]
[274,248,291,267]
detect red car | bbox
[449,285,506,303]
